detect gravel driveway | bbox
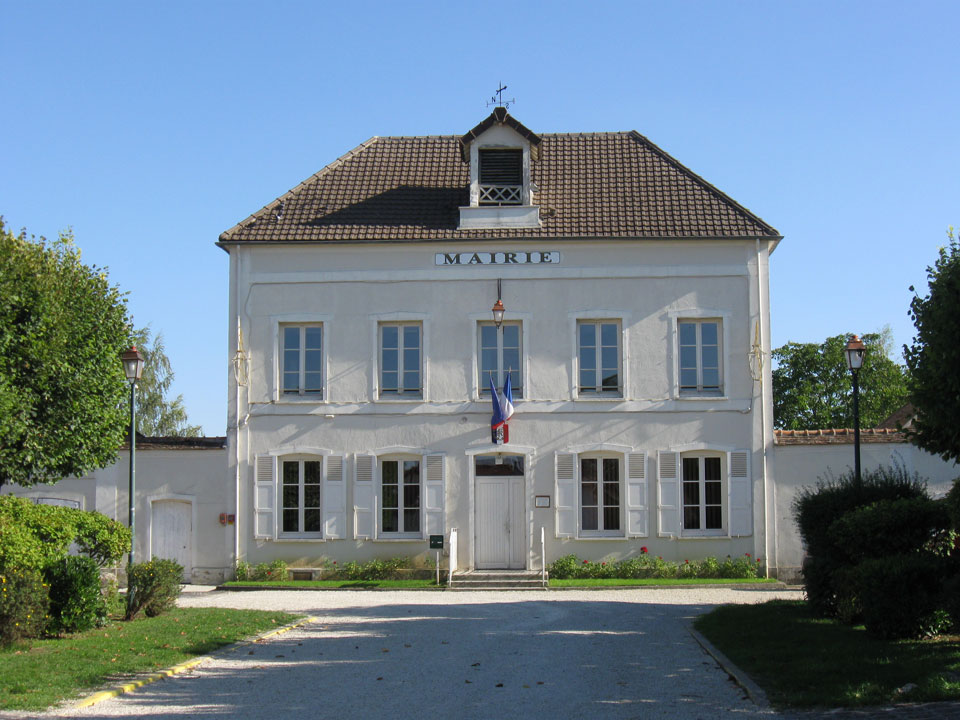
[46,586,803,719]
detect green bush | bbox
[829,496,951,564]
[944,477,960,531]
[235,560,251,581]
[546,552,762,580]
[44,556,107,634]
[854,554,948,639]
[125,558,183,620]
[72,512,131,566]
[0,569,49,645]
[327,557,410,581]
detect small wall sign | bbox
[535,496,551,508]
[436,251,560,266]
[429,534,444,549]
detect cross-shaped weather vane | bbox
[487,83,515,110]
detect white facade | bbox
[224,236,777,573]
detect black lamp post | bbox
[844,335,866,486]
[121,346,144,611]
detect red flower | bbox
[657,556,662,561]
[333,561,337,565]
[601,562,606,566]
[745,553,751,558]
[684,559,689,564]
[757,559,761,563]
[640,546,648,554]
[583,559,589,564]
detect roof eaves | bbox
[459,108,542,161]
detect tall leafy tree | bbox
[903,228,960,461]
[772,329,908,430]
[130,327,202,437]
[0,219,132,487]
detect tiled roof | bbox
[121,434,227,451]
[219,117,779,244]
[774,429,906,445]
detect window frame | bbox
[280,324,324,398]
[680,452,726,537]
[378,456,423,539]
[576,319,623,397]
[378,322,423,399]
[578,454,624,538]
[478,320,523,399]
[677,319,723,396]
[278,456,324,539]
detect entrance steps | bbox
[448,570,547,591]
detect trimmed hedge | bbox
[547,552,762,580]
[0,569,48,646]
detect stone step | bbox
[448,571,547,590]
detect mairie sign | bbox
[436,251,560,266]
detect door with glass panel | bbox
[474,455,526,569]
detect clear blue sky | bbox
[3,1,957,436]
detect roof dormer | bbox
[458,108,542,230]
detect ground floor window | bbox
[381,458,421,536]
[580,456,621,535]
[682,455,723,533]
[281,458,322,536]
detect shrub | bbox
[125,558,183,620]
[0,569,49,646]
[44,556,107,634]
[829,496,951,564]
[327,557,409,581]
[944,477,960,531]
[854,554,948,639]
[72,512,131,567]
[249,560,288,581]
[546,553,762,580]
[235,560,251,581]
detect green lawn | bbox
[549,577,779,587]
[694,600,960,708]
[223,579,444,589]
[0,608,298,711]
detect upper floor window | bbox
[281,458,322,537]
[381,458,421,537]
[479,321,523,398]
[580,456,622,536]
[478,148,523,205]
[678,320,722,395]
[682,454,724,535]
[282,325,323,397]
[578,321,621,396]
[380,323,421,397]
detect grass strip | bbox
[694,600,960,708]
[549,577,779,587]
[224,579,444,589]
[0,607,298,712]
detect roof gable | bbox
[459,107,541,162]
[219,122,779,245]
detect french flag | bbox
[500,373,515,423]
[490,373,506,430]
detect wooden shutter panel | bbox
[728,449,753,537]
[254,454,277,540]
[555,452,577,538]
[323,455,345,539]
[354,454,375,539]
[657,450,680,538]
[626,452,648,537]
[423,454,445,537]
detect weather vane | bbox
[487,83,515,110]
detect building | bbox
[217,107,782,576]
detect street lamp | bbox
[844,335,866,486]
[121,346,144,610]
[492,279,505,328]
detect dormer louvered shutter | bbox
[728,449,753,537]
[479,149,522,185]
[657,451,680,538]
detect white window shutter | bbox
[323,455,346,539]
[555,452,577,538]
[728,449,753,537]
[424,454,445,537]
[657,450,680,538]
[626,452,648,537]
[254,454,277,540]
[354,454,376,539]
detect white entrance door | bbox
[475,475,525,569]
[151,500,192,582]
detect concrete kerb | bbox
[688,624,771,710]
[71,615,318,710]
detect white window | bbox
[578,320,621,396]
[478,148,523,205]
[678,320,722,395]
[580,456,622,536]
[681,454,724,535]
[280,458,322,537]
[380,323,422,397]
[281,325,323,396]
[479,321,522,397]
[380,458,421,538]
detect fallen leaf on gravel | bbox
[377,677,383,681]
[523,685,530,688]
[465,680,472,684]
[382,648,389,653]
[496,683,503,688]
[471,663,480,667]
[536,681,544,685]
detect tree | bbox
[772,329,909,430]
[129,327,202,437]
[0,219,132,486]
[903,228,960,461]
